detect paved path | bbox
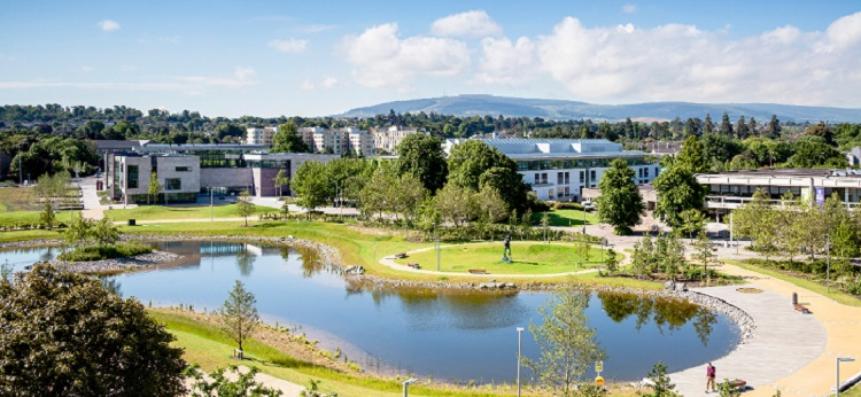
[378,244,600,279]
[77,177,104,220]
[668,285,826,397]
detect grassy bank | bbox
[729,260,861,307]
[105,203,278,221]
[533,209,598,227]
[395,241,605,274]
[119,220,660,289]
[150,309,531,397]
[151,308,641,397]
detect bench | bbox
[406,263,421,270]
[393,253,408,259]
[468,269,489,274]
[794,303,812,314]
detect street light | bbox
[402,378,416,397]
[836,356,855,397]
[516,327,525,397]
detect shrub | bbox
[554,201,584,211]
[58,242,152,262]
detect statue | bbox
[502,234,512,263]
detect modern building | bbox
[847,147,861,167]
[245,126,277,146]
[444,138,659,201]
[297,126,374,156]
[105,141,337,203]
[372,126,421,154]
[697,169,861,213]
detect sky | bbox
[1,0,861,117]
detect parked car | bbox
[582,200,596,211]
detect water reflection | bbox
[0,241,739,382]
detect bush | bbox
[58,242,152,262]
[553,201,584,211]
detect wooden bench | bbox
[393,253,408,259]
[406,263,421,270]
[794,303,812,314]
[468,269,489,274]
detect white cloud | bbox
[98,19,120,32]
[80,65,95,72]
[300,79,315,92]
[531,14,861,106]
[622,4,637,14]
[268,38,308,53]
[321,76,338,88]
[475,37,535,85]
[343,23,470,88]
[431,10,502,38]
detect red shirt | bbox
[707,365,716,377]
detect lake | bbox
[1,240,740,383]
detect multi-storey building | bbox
[444,138,659,202]
[372,126,421,154]
[296,126,374,156]
[343,127,374,156]
[105,141,337,202]
[245,126,277,146]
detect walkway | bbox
[77,177,104,220]
[668,284,826,397]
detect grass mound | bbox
[58,242,153,262]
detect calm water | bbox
[1,241,740,383]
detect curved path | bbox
[668,284,825,397]
[378,245,600,279]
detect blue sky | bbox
[1,0,860,117]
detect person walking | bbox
[706,362,716,393]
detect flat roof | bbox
[698,169,855,179]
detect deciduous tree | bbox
[220,280,259,355]
[596,158,644,235]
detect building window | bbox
[579,171,585,182]
[127,165,139,189]
[557,172,564,184]
[643,167,649,178]
[565,172,570,184]
[165,178,181,191]
[590,170,596,181]
[175,166,190,172]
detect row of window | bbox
[516,157,652,171]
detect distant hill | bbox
[341,94,861,123]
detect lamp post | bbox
[516,327,524,397]
[209,186,214,222]
[402,378,416,397]
[836,356,855,397]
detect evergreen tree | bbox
[748,116,758,136]
[766,114,781,139]
[703,114,714,134]
[220,280,259,355]
[596,158,645,235]
[653,162,706,228]
[735,115,749,139]
[719,112,733,135]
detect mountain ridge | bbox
[341,94,861,123]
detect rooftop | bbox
[699,168,861,179]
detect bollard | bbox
[792,292,798,306]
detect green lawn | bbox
[395,241,605,274]
[534,209,599,227]
[0,209,77,228]
[729,260,861,307]
[105,203,278,221]
[119,220,660,289]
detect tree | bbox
[64,214,93,248]
[526,289,604,396]
[220,280,259,355]
[719,112,733,135]
[39,200,55,229]
[290,161,332,215]
[477,185,509,224]
[653,163,705,228]
[734,115,749,139]
[447,140,529,212]
[236,190,255,227]
[804,121,833,145]
[733,190,779,259]
[703,114,714,134]
[604,248,618,274]
[271,121,309,153]
[186,365,282,397]
[300,379,338,397]
[641,362,681,397]
[148,171,161,204]
[478,166,530,214]
[397,134,448,192]
[765,115,781,138]
[597,158,644,235]
[787,135,844,169]
[0,264,186,396]
[392,172,428,225]
[693,230,715,284]
[273,169,289,198]
[434,183,478,227]
[92,217,120,246]
[676,135,709,173]
[678,208,706,239]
